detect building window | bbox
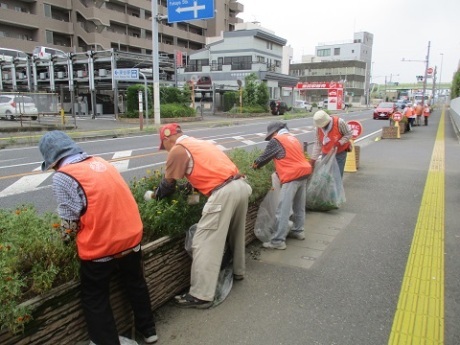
[334,48,340,55]
[317,49,331,57]
[44,4,51,17]
[46,30,54,44]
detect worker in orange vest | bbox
[423,104,431,126]
[403,104,415,131]
[414,102,423,126]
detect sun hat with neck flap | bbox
[39,130,84,171]
[313,110,332,128]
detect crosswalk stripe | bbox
[0,172,53,197]
[111,150,132,172]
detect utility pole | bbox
[421,41,431,106]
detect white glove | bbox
[144,190,154,201]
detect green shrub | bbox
[0,206,78,333]
[160,103,196,118]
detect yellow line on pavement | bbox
[389,110,445,344]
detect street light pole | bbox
[439,53,444,98]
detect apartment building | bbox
[0,0,243,58]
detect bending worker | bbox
[310,110,352,178]
[253,121,312,250]
[153,123,252,309]
[38,131,158,345]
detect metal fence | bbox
[0,92,59,120]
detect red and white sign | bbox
[347,120,363,139]
[392,112,403,121]
[426,67,433,75]
[296,82,344,89]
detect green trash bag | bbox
[306,149,346,211]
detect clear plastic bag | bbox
[306,149,346,211]
[253,173,281,242]
[185,224,233,307]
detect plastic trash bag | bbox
[185,224,233,307]
[253,173,281,242]
[306,149,346,211]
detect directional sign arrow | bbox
[176,1,205,18]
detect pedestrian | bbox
[403,104,415,131]
[38,131,158,345]
[152,123,252,308]
[423,104,431,126]
[310,110,352,178]
[414,102,423,126]
[252,121,312,250]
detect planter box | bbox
[0,203,260,345]
[381,126,400,139]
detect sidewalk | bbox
[147,107,460,345]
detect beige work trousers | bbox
[189,178,252,301]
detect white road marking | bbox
[110,150,132,172]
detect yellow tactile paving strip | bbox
[389,110,445,344]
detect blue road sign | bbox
[167,0,215,24]
[114,68,139,81]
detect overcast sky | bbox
[238,0,459,86]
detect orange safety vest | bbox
[423,107,430,117]
[414,104,423,116]
[404,107,414,118]
[178,137,239,196]
[58,157,143,260]
[317,116,351,155]
[273,133,312,184]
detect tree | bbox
[256,81,269,110]
[243,73,259,106]
[451,69,460,98]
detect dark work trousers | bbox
[424,116,428,126]
[80,249,155,345]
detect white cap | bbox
[313,110,331,128]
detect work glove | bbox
[178,181,193,195]
[144,190,155,201]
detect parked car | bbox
[195,76,212,90]
[0,48,29,63]
[0,95,39,120]
[269,100,290,115]
[318,99,328,109]
[293,100,313,112]
[32,46,67,60]
[373,102,397,120]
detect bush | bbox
[1,148,275,333]
[160,103,196,118]
[0,206,78,333]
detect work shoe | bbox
[140,328,158,344]
[262,241,287,250]
[174,293,212,309]
[233,274,244,281]
[288,231,305,240]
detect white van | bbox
[0,48,29,63]
[32,46,67,60]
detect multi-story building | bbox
[290,31,373,105]
[0,0,243,58]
